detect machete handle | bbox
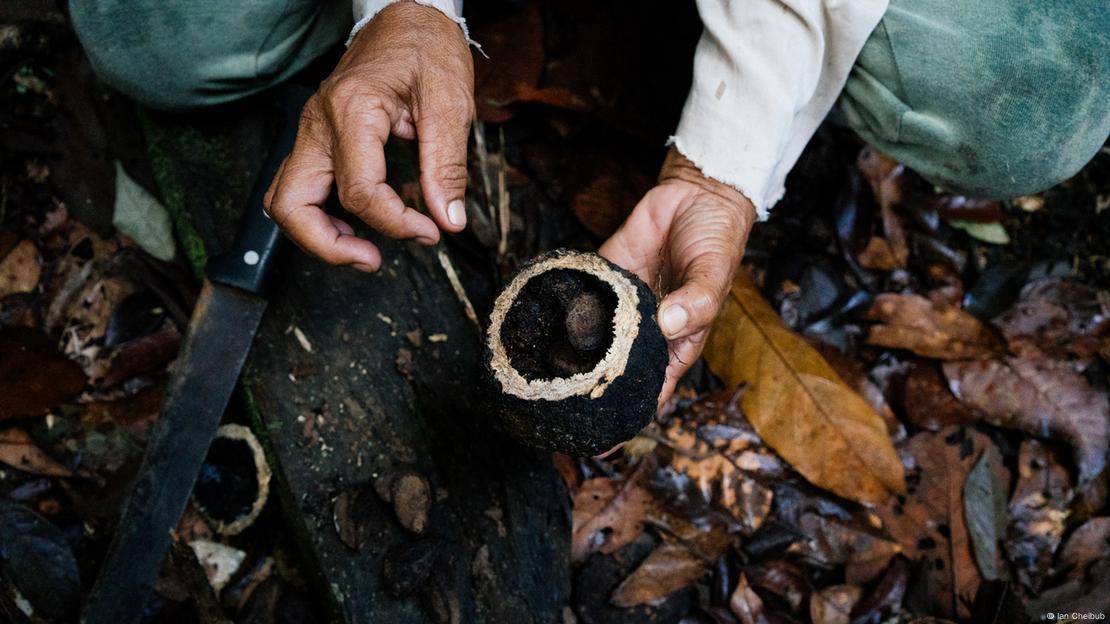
[206,84,314,294]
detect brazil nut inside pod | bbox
[485,249,667,456]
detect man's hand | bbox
[600,147,757,403]
[263,1,474,271]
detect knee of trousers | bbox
[70,1,348,111]
[842,4,1110,199]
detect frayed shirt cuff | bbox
[348,0,481,51]
[671,0,888,220]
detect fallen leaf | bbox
[992,277,1109,363]
[901,360,975,431]
[794,512,901,582]
[963,447,1011,581]
[100,321,181,387]
[810,584,861,624]
[857,236,903,271]
[570,169,649,240]
[810,340,903,440]
[0,428,71,477]
[112,161,176,262]
[571,461,655,562]
[849,556,911,623]
[927,196,1004,223]
[471,5,543,122]
[188,539,245,593]
[0,326,86,420]
[728,572,767,624]
[1056,517,1110,579]
[864,293,1005,360]
[875,428,987,620]
[747,559,807,612]
[943,354,1110,483]
[0,240,41,298]
[1006,440,1072,593]
[704,269,905,504]
[610,519,731,608]
[661,390,781,533]
[857,148,908,268]
[949,220,1010,245]
[0,501,82,621]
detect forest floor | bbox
[1,2,1108,624]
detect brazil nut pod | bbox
[485,249,667,456]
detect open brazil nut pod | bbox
[485,249,667,456]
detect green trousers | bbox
[71,0,1109,200]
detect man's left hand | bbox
[600,147,757,404]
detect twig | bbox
[437,247,480,330]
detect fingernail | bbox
[659,304,688,338]
[415,236,437,246]
[352,262,378,273]
[447,199,466,227]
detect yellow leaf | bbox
[703,270,905,504]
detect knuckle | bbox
[435,162,468,187]
[339,180,377,212]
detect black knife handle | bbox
[206,85,313,294]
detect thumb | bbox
[657,251,736,340]
[416,95,474,233]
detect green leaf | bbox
[963,450,1011,581]
[949,220,1010,245]
[112,161,176,262]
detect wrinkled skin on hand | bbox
[263,1,475,271]
[265,1,754,407]
[600,147,757,404]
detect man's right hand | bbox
[264,1,475,272]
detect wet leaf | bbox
[857,148,908,268]
[992,277,1109,363]
[0,327,86,420]
[704,270,905,505]
[809,584,860,624]
[610,520,731,608]
[661,390,781,533]
[963,448,1011,581]
[111,161,176,262]
[1006,440,1072,593]
[949,220,1010,245]
[850,555,911,622]
[943,354,1110,483]
[902,361,975,431]
[0,240,41,298]
[747,559,807,612]
[864,294,1005,360]
[571,461,656,563]
[0,501,81,621]
[795,511,901,582]
[728,572,767,624]
[1056,517,1110,579]
[927,196,1004,223]
[875,428,988,620]
[0,428,71,477]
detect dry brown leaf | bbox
[571,461,655,563]
[729,573,768,624]
[810,584,861,624]
[858,236,903,271]
[1007,440,1072,593]
[704,269,904,505]
[809,340,903,440]
[993,277,1109,363]
[794,512,901,583]
[1056,517,1110,579]
[901,360,975,432]
[0,240,42,298]
[662,390,781,533]
[857,149,908,268]
[471,5,543,122]
[0,428,71,477]
[864,294,1004,360]
[875,428,987,620]
[943,354,1109,483]
[610,520,731,608]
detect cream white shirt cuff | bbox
[348,0,476,48]
[670,0,888,219]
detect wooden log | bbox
[143,106,571,622]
